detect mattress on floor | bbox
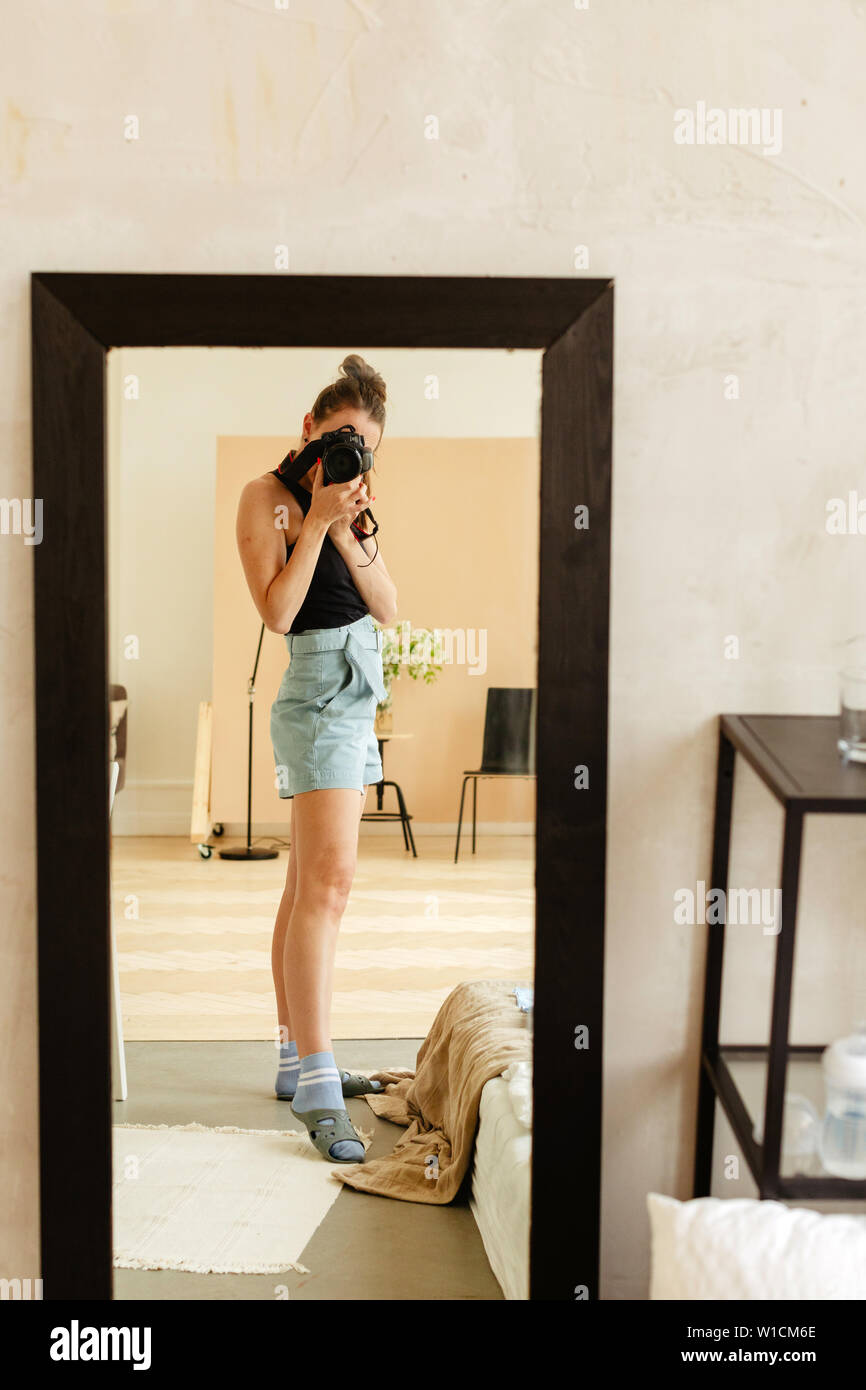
[469,1060,532,1301]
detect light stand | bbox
[219,622,279,861]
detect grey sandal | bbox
[340,1072,384,1098]
[290,1104,366,1164]
[276,1072,383,1102]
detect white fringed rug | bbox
[112,1121,372,1275]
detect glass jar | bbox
[819,1027,866,1179]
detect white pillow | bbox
[647,1192,866,1300]
[502,1061,532,1130]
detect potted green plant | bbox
[372,623,445,734]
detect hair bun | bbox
[339,353,387,404]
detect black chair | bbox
[454,688,536,862]
[361,736,417,857]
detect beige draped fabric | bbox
[332,980,532,1203]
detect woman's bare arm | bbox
[236,480,329,634]
[236,470,376,634]
[328,521,398,626]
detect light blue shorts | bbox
[270,613,386,800]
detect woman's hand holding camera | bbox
[309,461,372,540]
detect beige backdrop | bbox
[213,436,539,828]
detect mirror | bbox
[106,345,540,1300]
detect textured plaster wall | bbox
[2,2,866,1296]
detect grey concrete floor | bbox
[112,1041,503,1301]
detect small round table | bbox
[361,732,417,856]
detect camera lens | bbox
[326,445,360,483]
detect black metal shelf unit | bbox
[694,714,866,1202]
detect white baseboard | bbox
[112,779,193,838]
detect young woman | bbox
[236,355,398,1164]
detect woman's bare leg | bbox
[282,786,365,1059]
[320,788,367,1011]
[271,798,298,1044]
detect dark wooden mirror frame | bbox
[31,272,613,1301]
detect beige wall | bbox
[4,3,866,1297]
[213,436,538,827]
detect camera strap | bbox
[276,440,319,485]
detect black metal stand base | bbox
[218,846,279,860]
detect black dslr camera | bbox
[280,424,374,487]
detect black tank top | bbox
[271,462,369,635]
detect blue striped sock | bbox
[293,1051,364,1162]
[275,1039,299,1098]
